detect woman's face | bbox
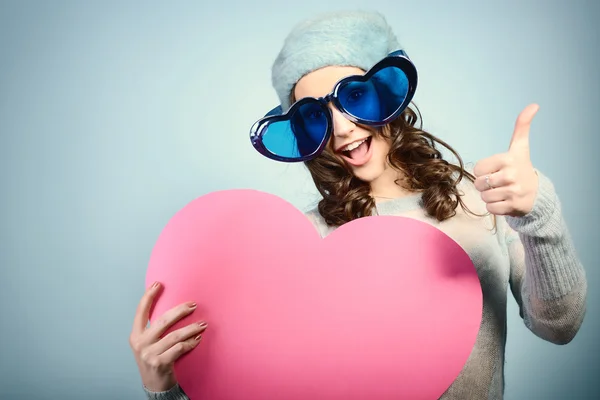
[294,66,392,184]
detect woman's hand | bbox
[473,103,540,217]
[129,282,208,392]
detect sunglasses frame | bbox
[250,49,418,163]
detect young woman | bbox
[130,10,587,400]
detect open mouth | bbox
[338,136,373,166]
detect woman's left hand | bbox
[472,104,540,218]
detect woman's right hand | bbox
[129,281,208,393]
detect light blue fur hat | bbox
[271,10,401,111]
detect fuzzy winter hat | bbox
[271,10,401,111]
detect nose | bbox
[329,105,355,138]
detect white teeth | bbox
[342,138,367,152]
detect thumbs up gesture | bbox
[472,104,540,217]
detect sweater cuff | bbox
[144,384,188,400]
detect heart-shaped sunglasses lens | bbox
[336,65,410,124]
[253,100,331,161]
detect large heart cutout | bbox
[146,190,482,400]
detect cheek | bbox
[322,138,343,163]
[326,138,340,157]
[328,137,338,151]
[372,137,391,159]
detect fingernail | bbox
[189,302,197,309]
[194,334,202,341]
[151,282,160,289]
[198,321,208,328]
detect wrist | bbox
[143,375,178,393]
[506,169,558,236]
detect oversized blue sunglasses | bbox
[249,50,418,163]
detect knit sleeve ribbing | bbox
[505,170,587,344]
[144,384,190,400]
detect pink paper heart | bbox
[146,190,482,400]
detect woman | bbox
[130,10,587,400]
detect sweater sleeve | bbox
[505,170,587,344]
[144,384,190,400]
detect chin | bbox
[352,164,387,183]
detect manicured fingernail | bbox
[189,302,197,309]
[195,334,202,341]
[198,321,208,328]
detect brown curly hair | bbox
[300,101,486,227]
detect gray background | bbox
[0,0,598,399]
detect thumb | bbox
[509,103,539,153]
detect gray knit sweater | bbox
[143,171,587,400]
